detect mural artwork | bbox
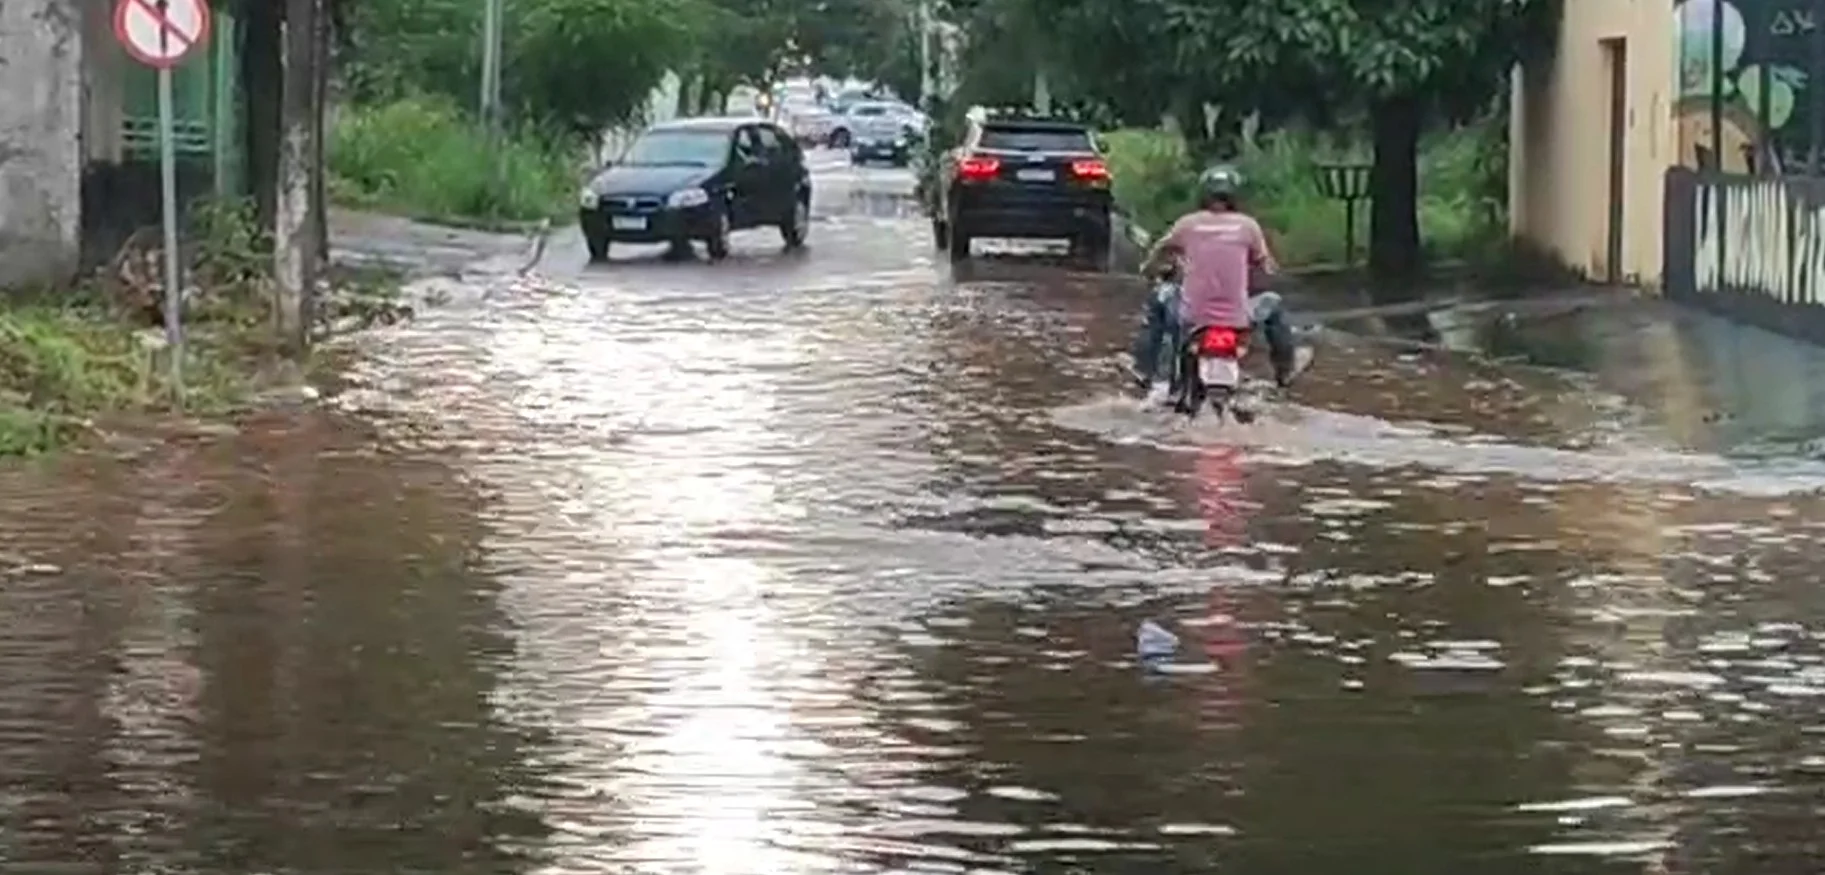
[1674,0,1822,173]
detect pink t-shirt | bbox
[1160,210,1274,329]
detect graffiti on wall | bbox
[1674,0,1820,173]
[1692,176,1825,302]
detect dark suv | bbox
[929,114,1113,268]
[578,117,812,262]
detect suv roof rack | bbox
[965,105,1093,128]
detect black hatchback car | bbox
[579,117,811,261]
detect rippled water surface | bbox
[4,160,1825,874]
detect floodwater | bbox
[3,154,1825,874]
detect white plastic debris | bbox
[1136,620,1181,658]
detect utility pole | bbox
[1811,0,1824,173]
[917,0,933,113]
[479,0,505,204]
[275,0,321,357]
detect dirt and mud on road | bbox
[2,150,1823,875]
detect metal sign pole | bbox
[158,63,184,398]
[115,0,207,398]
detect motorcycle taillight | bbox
[1199,328,1241,357]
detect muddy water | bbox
[3,163,1824,873]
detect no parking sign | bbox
[114,0,210,68]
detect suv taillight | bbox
[1070,159,1109,180]
[958,156,1000,181]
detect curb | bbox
[410,213,551,235]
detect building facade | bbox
[1514,0,1825,344]
[1509,0,1677,285]
[0,0,243,292]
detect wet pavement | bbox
[5,149,1825,873]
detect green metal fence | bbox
[118,7,241,196]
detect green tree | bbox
[1201,0,1561,279]
[511,0,698,136]
[681,0,911,105]
[338,0,695,136]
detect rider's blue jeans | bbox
[1131,286,1293,384]
[1131,282,1183,383]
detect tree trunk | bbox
[274,0,319,357]
[1368,92,1422,283]
[241,1,282,231]
[1169,91,1204,155]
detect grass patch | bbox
[1103,119,1510,268]
[0,197,406,457]
[0,294,265,456]
[328,96,582,226]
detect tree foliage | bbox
[340,0,694,137]
[339,0,914,133]
[511,0,696,136]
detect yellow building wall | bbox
[1510,0,1677,285]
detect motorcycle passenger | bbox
[1134,164,1299,391]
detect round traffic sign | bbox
[113,0,210,69]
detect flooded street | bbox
[5,152,1825,874]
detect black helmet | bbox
[1198,164,1244,207]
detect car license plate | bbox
[1199,357,1241,387]
[1016,168,1055,182]
[611,216,647,231]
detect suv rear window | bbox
[978,125,1095,153]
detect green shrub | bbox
[328,96,581,224]
[1103,128,1196,244]
[1101,120,1508,268]
[0,302,180,455]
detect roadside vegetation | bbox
[1101,118,1508,269]
[328,0,909,226]
[0,199,406,456]
[327,97,578,226]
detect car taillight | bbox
[958,156,1000,180]
[1070,159,1109,180]
[1199,328,1242,357]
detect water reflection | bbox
[4,180,1825,873]
[0,415,543,875]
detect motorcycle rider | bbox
[1132,164,1299,392]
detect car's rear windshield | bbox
[621,130,730,166]
[978,125,1094,153]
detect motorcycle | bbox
[1170,324,1258,423]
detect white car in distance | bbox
[780,100,837,145]
[829,100,927,149]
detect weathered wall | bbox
[0,0,83,290]
[1510,0,1677,285]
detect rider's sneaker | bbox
[1144,381,1173,406]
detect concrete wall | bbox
[0,0,84,289]
[1510,0,1677,285]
